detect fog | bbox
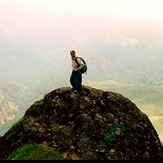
[1,0,163,53]
[1,0,163,138]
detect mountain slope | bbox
[1,35,163,141]
[0,86,162,160]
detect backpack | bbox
[75,57,87,74]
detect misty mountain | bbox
[1,34,163,86]
[1,35,163,137]
[74,36,163,85]
[15,34,163,91]
[0,38,55,84]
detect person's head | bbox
[70,50,76,59]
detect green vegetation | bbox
[98,124,126,151]
[52,124,72,137]
[12,118,23,127]
[7,143,61,160]
[104,134,116,142]
[33,100,44,107]
[98,143,106,151]
[109,124,126,133]
[6,120,73,160]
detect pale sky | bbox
[1,0,163,48]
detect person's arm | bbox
[77,58,84,70]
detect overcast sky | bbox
[1,0,163,49]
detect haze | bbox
[1,0,163,52]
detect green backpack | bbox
[75,57,87,74]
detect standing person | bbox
[70,50,84,96]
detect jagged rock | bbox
[0,85,163,160]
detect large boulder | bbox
[0,86,163,160]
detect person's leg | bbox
[74,72,83,95]
[70,71,76,90]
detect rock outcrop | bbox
[0,86,163,160]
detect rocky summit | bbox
[0,85,163,160]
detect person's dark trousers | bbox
[70,70,83,95]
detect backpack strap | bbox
[75,57,80,67]
[75,57,87,75]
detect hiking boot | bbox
[77,93,83,97]
[74,92,83,97]
[71,87,76,91]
